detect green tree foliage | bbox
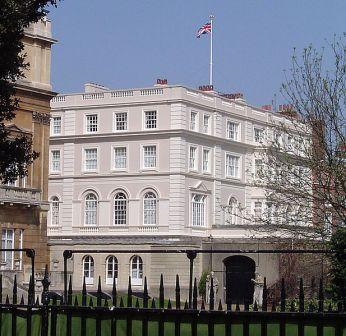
[0,0,59,183]
[328,227,346,299]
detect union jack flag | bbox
[196,22,211,38]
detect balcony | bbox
[0,185,43,207]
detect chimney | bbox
[198,85,214,92]
[155,78,168,86]
[220,92,245,103]
[277,104,298,118]
[84,82,109,93]
[261,105,272,111]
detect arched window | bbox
[51,196,60,226]
[130,255,143,285]
[85,193,97,226]
[106,256,118,285]
[83,255,94,284]
[192,194,206,226]
[114,192,127,225]
[227,197,238,225]
[143,192,157,225]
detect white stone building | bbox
[48,82,284,303]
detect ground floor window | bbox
[1,229,14,270]
[130,255,143,286]
[83,255,94,285]
[106,256,118,284]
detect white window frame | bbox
[51,115,62,135]
[225,153,240,179]
[226,197,238,225]
[113,112,128,132]
[254,158,264,180]
[83,255,94,285]
[114,192,127,226]
[191,194,207,227]
[50,150,61,173]
[202,148,211,173]
[190,111,198,131]
[143,191,157,225]
[253,200,263,218]
[202,114,211,134]
[1,229,14,270]
[142,144,157,169]
[85,114,99,134]
[106,256,118,285]
[189,146,198,171]
[143,110,157,129]
[112,146,128,171]
[83,147,98,172]
[84,193,98,226]
[51,196,60,226]
[130,255,143,286]
[254,127,264,143]
[226,120,240,141]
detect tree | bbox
[222,36,345,242]
[0,0,59,183]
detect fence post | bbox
[63,250,72,304]
[41,265,50,336]
[186,250,197,309]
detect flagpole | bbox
[209,14,214,87]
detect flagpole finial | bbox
[209,14,215,20]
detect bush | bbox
[198,271,209,299]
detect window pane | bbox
[190,112,197,131]
[203,149,209,172]
[227,122,238,140]
[114,193,127,225]
[1,229,14,269]
[52,116,61,134]
[143,146,156,168]
[85,194,97,225]
[189,147,197,169]
[143,192,157,225]
[145,111,157,129]
[115,113,127,131]
[203,115,210,133]
[51,150,60,172]
[226,155,239,177]
[192,194,206,226]
[86,115,98,132]
[52,197,60,225]
[114,147,127,169]
[85,149,97,170]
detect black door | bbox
[224,256,255,305]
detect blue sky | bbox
[49,0,345,107]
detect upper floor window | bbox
[143,145,157,168]
[51,150,61,173]
[51,196,60,226]
[114,192,127,225]
[191,194,206,227]
[225,154,240,178]
[114,147,127,169]
[130,255,143,285]
[227,197,238,225]
[227,121,239,141]
[86,114,98,133]
[189,146,197,170]
[83,255,94,285]
[203,115,210,133]
[84,148,98,171]
[84,193,97,226]
[190,111,197,131]
[254,127,264,143]
[202,148,210,173]
[114,112,127,131]
[52,116,61,135]
[254,159,263,179]
[1,229,14,270]
[254,201,263,218]
[144,111,157,129]
[143,192,157,225]
[106,256,118,285]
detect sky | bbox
[49,0,345,107]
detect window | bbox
[52,116,61,135]
[114,112,128,131]
[18,229,23,271]
[254,128,264,143]
[203,115,210,133]
[190,111,197,131]
[254,201,263,218]
[266,202,274,224]
[130,256,143,285]
[86,114,98,133]
[114,147,127,169]
[192,194,206,227]
[106,256,118,285]
[324,211,333,234]
[51,150,61,172]
[143,146,157,168]
[143,192,157,225]
[84,193,97,226]
[254,159,263,179]
[202,149,210,173]
[84,148,98,171]
[227,197,238,225]
[1,229,14,270]
[274,131,282,147]
[226,121,239,141]
[51,196,60,226]
[144,111,157,129]
[287,135,293,151]
[83,255,94,285]
[225,154,240,178]
[189,146,197,170]
[114,192,127,225]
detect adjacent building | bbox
[48,82,290,302]
[0,19,56,285]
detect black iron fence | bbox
[0,248,345,336]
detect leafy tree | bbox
[0,0,59,183]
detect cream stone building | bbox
[48,82,288,302]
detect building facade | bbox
[48,82,286,302]
[0,19,56,286]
